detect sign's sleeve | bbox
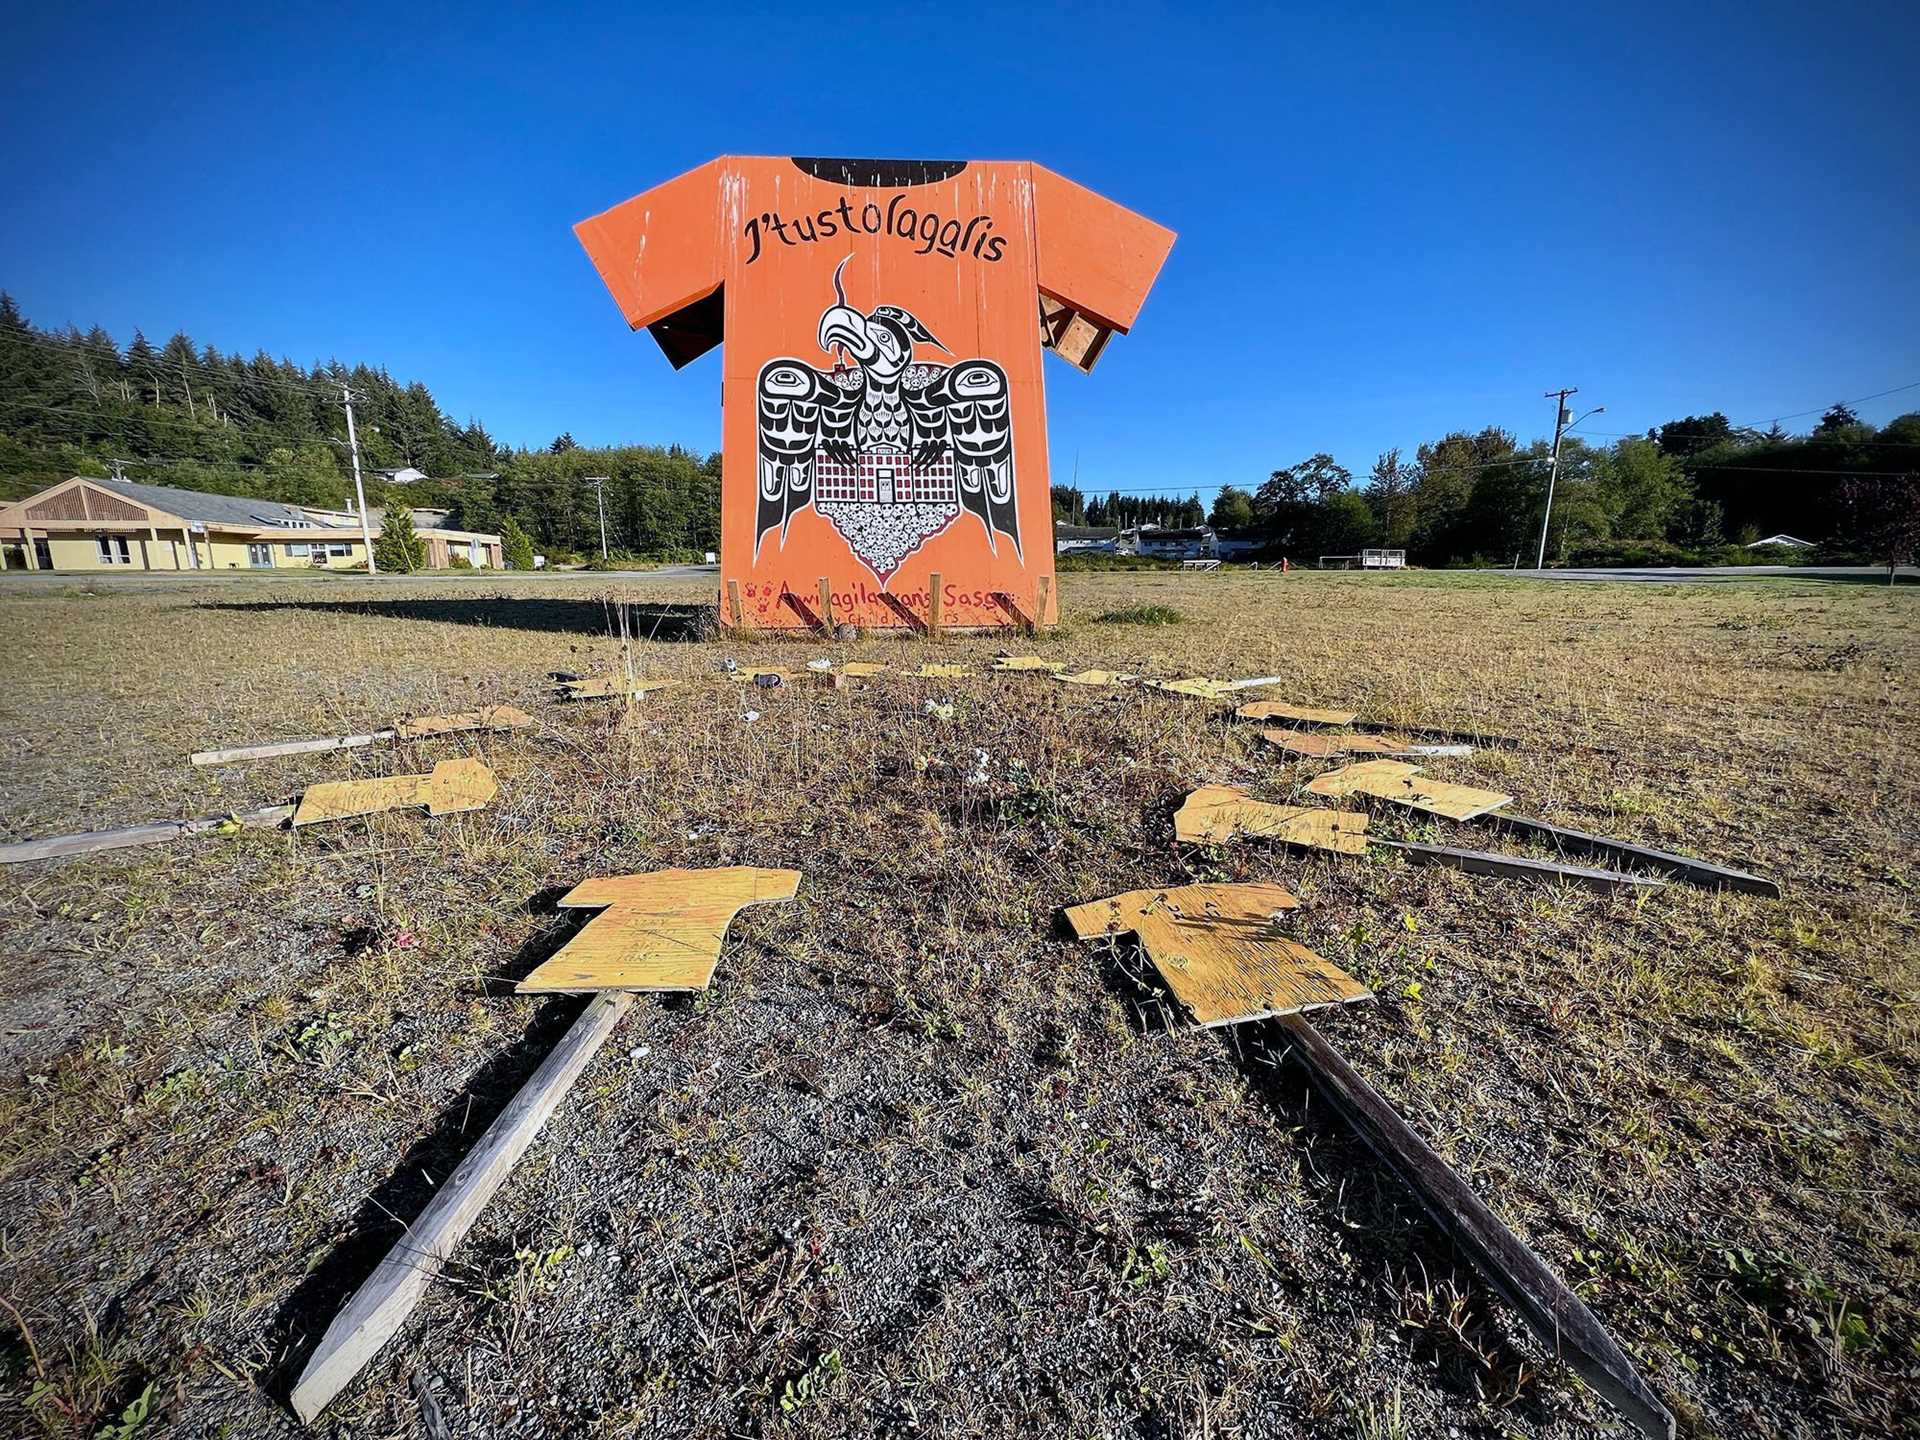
[574,159,727,369]
[1030,165,1176,373]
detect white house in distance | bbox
[1133,525,1218,560]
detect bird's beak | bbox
[818,306,875,363]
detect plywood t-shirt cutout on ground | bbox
[1063,882,1371,1027]
[1173,785,1371,854]
[1305,760,1512,821]
[292,758,498,828]
[517,867,802,993]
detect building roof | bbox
[1140,526,1216,542]
[86,476,322,530]
[1055,524,1119,541]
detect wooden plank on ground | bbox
[1479,813,1780,897]
[1306,760,1511,820]
[292,758,497,828]
[394,704,536,741]
[1234,699,1359,726]
[1260,730,1472,760]
[1264,1015,1675,1440]
[1063,882,1370,1027]
[1055,669,1138,687]
[192,732,387,766]
[0,804,294,865]
[904,663,972,679]
[1373,839,1666,894]
[517,866,802,992]
[289,991,636,1422]
[1173,785,1371,855]
[194,706,534,765]
[839,662,890,678]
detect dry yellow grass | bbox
[0,568,1913,1438]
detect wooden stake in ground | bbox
[291,758,497,828]
[0,804,293,865]
[1066,885,1674,1437]
[1259,730,1471,760]
[1478,812,1779,896]
[289,991,634,1423]
[190,705,534,766]
[1262,1016,1675,1439]
[290,867,801,1421]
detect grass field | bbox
[0,569,1914,1438]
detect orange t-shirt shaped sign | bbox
[575,157,1174,630]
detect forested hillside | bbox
[5,293,1910,571]
[0,296,718,561]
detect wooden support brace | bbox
[290,993,635,1421]
[816,577,835,633]
[1477,813,1780,897]
[1036,574,1053,627]
[991,591,1035,633]
[725,579,744,629]
[927,572,943,636]
[1261,1016,1675,1440]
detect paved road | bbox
[1517,564,1913,583]
[0,564,720,589]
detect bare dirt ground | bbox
[0,569,1914,1439]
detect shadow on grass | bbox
[195,596,717,640]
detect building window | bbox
[327,543,351,557]
[96,535,131,565]
[286,543,311,558]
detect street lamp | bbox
[1535,392,1605,571]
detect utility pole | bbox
[1535,388,1576,571]
[586,476,611,559]
[341,386,378,573]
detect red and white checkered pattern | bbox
[816,450,957,506]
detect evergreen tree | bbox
[501,515,536,569]
[373,505,426,571]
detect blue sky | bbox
[3,1,1915,499]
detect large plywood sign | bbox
[574,157,1174,630]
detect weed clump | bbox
[1092,603,1185,625]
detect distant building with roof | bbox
[0,476,501,572]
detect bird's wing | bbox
[755,360,856,556]
[923,360,1019,556]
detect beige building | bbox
[0,476,501,572]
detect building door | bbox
[248,543,274,568]
[34,539,52,570]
